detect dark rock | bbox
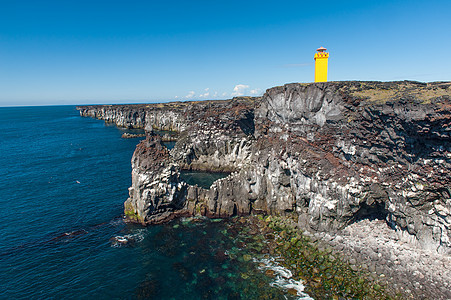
[78,81,451,254]
[121,132,147,138]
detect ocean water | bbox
[180,171,230,189]
[0,106,310,299]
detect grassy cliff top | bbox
[338,81,451,105]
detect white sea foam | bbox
[255,257,314,300]
[109,218,124,226]
[110,229,145,248]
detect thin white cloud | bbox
[231,84,250,96]
[199,92,210,98]
[178,85,260,100]
[199,87,211,98]
[250,88,261,95]
[184,91,195,99]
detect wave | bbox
[255,257,313,300]
[110,229,145,248]
[0,216,125,257]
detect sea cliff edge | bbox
[78,81,451,297]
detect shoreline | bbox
[309,218,451,299]
[77,81,451,298]
[250,215,451,299]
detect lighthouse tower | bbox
[314,47,329,82]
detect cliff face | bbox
[78,103,184,131]
[77,81,451,254]
[251,82,451,254]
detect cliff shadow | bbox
[348,201,393,229]
[236,111,255,136]
[180,170,230,189]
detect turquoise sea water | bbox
[0,106,309,299]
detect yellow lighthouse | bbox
[314,46,329,82]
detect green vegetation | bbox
[124,202,142,223]
[259,215,400,299]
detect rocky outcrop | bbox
[121,133,146,139]
[77,81,451,254]
[124,133,189,224]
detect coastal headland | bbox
[78,81,451,298]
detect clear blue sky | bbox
[1,0,450,106]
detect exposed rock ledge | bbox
[77,81,451,256]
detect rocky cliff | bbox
[77,81,451,254]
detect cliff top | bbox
[335,80,451,105]
[76,96,258,111]
[273,81,451,105]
